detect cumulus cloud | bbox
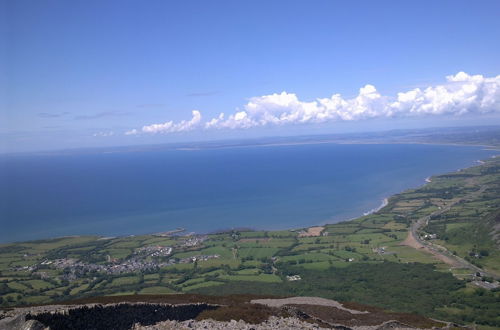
[126,72,500,135]
[126,110,202,135]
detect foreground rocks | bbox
[1,303,216,330]
[132,316,330,330]
[0,294,466,329]
[251,297,368,314]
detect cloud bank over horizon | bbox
[124,72,500,136]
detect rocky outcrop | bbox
[132,316,330,330]
[0,294,463,330]
[251,297,369,314]
[0,303,216,330]
[19,319,47,330]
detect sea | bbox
[0,143,497,243]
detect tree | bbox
[479,249,489,257]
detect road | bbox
[402,185,499,280]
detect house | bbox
[286,275,302,281]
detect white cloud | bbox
[388,72,498,116]
[93,131,114,137]
[131,110,202,134]
[126,72,500,135]
[125,129,138,135]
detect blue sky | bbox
[2,0,500,152]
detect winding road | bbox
[402,184,499,280]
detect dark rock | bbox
[25,303,217,330]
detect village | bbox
[12,241,220,282]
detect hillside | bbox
[1,294,449,329]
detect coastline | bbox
[180,152,493,235]
[1,146,498,245]
[363,198,389,216]
[330,154,497,228]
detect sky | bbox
[2,0,500,152]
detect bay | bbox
[0,143,496,243]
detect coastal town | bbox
[10,234,220,282]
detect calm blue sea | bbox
[0,143,496,243]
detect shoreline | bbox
[363,198,389,216]
[325,154,496,228]
[1,148,498,245]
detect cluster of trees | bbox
[193,260,500,326]
[196,261,464,314]
[435,288,500,327]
